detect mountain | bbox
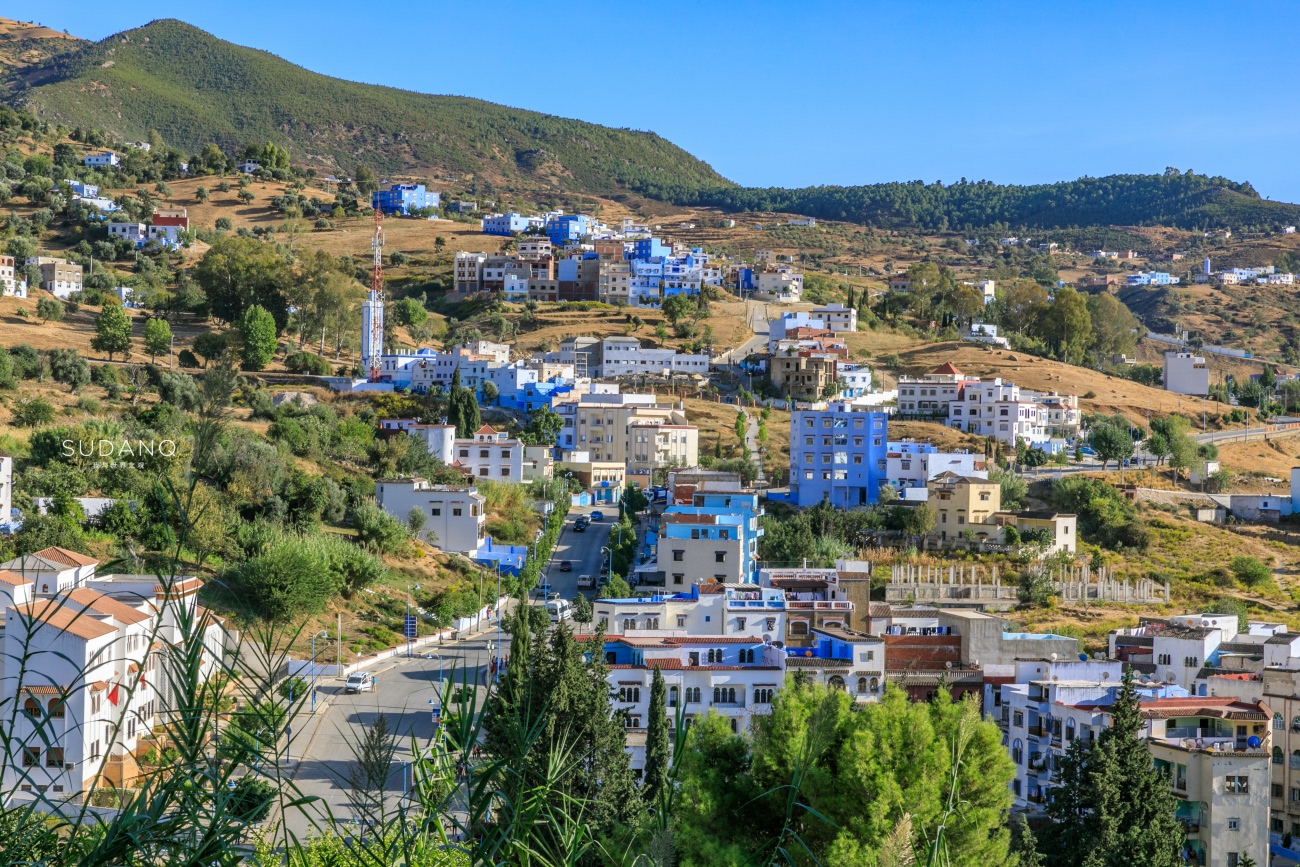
[660,173,1300,232]
[9,19,730,195]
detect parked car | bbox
[590,510,605,522]
[531,582,555,598]
[559,560,573,572]
[345,672,374,694]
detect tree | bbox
[91,302,132,361]
[237,189,255,205]
[12,396,55,426]
[1041,286,1092,364]
[393,296,428,328]
[228,777,275,824]
[354,165,379,197]
[445,368,480,439]
[481,381,498,405]
[1043,670,1183,866]
[193,235,291,329]
[642,666,670,804]
[734,411,747,444]
[238,305,277,370]
[143,317,172,364]
[1086,293,1140,359]
[945,283,985,324]
[48,348,89,392]
[196,186,209,203]
[1230,555,1272,587]
[406,507,427,537]
[192,331,229,367]
[36,297,64,324]
[570,593,592,623]
[1091,418,1134,472]
[902,503,936,542]
[516,405,563,445]
[661,293,694,325]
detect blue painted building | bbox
[545,214,591,246]
[371,183,440,216]
[1125,271,1177,286]
[473,537,527,575]
[658,498,765,584]
[788,403,890,508]
[627,237,672,261]
[482,213,532,235]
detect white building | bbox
[599,337,710,378]
[0,255,25,299]
[373,480,485,553]
[1164,351,1210,397]
[897,363,975,417]
[0,455,11,526]
[453,253,488,293]
[82,152,119,167]
[965,322,1010,349]
[754,268,804,303]
[807,302,855,332]
[0,549,226,800]
[997,659,1270,867]
[949,378,1045,447]
[884,442,987,499]
[237,159,260,174]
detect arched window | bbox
[857,677,868,694]
[1012,739,1023,764]
[789,621,808,636]
[668,687,679,707]
[828,676,845,691]
[1275,746,1284,765]
[1291,715,1300,733]
[713,687,721,704]
[47,699,64,719]
[1275,713,1285,730]
[23,698,40,718]
[1065,719,1076,743]
[1290,750,1300,770]
[869,677,879,692]
[728,688,736,703]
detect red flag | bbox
[107,683,119,706]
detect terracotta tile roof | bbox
[127,663,139,674]
[22,685,64,695]
[153,577,203,597]
[33,547,98,567]
[13,603,117,640]
[67,588,151,625]
[931,362,964,376]
[868,603,893,618]
[90,681,109,692]
[474,424,497,435]
[0,569,33,586]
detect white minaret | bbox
[361,291,383,378]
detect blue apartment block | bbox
[789,405,889,508]
[371,184,440,216]
[545,214,591,246]
[627,238,672,261]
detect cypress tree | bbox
[1044,670,1183,867]
[642,666,669,803]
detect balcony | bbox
[726,598,784,610]
[786,601,853,611]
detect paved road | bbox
[542,504,613,597]
[277,631,503,839]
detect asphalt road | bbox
[541,504,611,598]
[277,632,503,838]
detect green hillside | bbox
[658,172,1300,232]
[9,18,730,194]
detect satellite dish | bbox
[1079,653,1089,661]
[1052,675,1059,681]
[1166,671,1177,683]
[1050,652,1058,661]
[762,633,772,644]
[1248,736,1262,749]
[1102,671,1110,680]
[1202,619,1211,627]
[945,660,953,669]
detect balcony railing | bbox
[786,601,854,611]
[1027,724,1043,738]
[726,599,785,609]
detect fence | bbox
[880,560,1169,609]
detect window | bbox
[673,574,684,585]
[1227,855,1239,867]
[715,551,726,563]
[736,617,746,631]
[668,687,679,706]
[453,507,462,516]
[23,698,40,718]
[739,648,755,663]
[1292,787,1300,802]
[1274,783,1284,798]
[1275,746,1284,765]
[1225,817,1239,832]
[754,688,774,704]
[46,748,63,768]
[1224,775,1248,794]
[1013,711,1024,727]
[89,740,100,760]
[91,694,101,715]
[617,687,641,703]
[673,550,684,562]
[676,615,686,628]
[686,687,701,703]
[729,719,739,733]
[1012,739,1023,764]
[1276,712,1284,730]
[22,748,38,767]
[857,677,867,693]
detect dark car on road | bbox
[574,517,589,532]
[559,560,573,572]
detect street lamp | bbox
[601,545,612,588]
[310,630,327,713]
[494,562,502,683]
[406,584,420,658]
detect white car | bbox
[345,672,374,694]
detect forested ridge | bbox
[650,170,1300,231]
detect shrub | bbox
[12,397,56,426]
[177,349,200,368]
[283,350,333,376]
[351,500,409,554]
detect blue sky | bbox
[15,1,1300,201]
